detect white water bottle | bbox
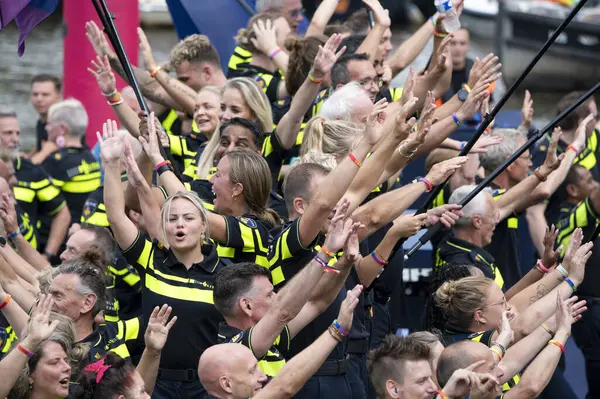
[434,0,461,33]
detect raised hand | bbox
[555,295,573,336]
[138,111,165,166]
[380,63,393,88]
[480,96,495,129]
[470,134,503,154]
[85,20,115,59]
[562,228,582,273]
[458,78,491,121]
[402,91,437,153]
[88,55,117,96]
[364,98,388,144]
[312,33,347,79]
[145,304,177,353]
[0,193,19,236]
[442,368,480,398]
[96,119,123,164]
[540,127,564,176]
[123,142,147,189]
[392,96,419,144]
[398,67,416,106]
[496,311,515,349]
[467,53,500,90]
[520,90,534,131]
[432,34,454,75]
[337,284,363,333]
[425,156,469,186]
[250,19,279,56]
[389,213,428,238]
[137,27,158,72]
[361,0,391,27]
[341,223,362,267]
[323,198,354,253]
[566,240,593,286]
[25,294,59,346]
[426,203,463,228]
[573,113,595,152]
[541,225,562,270]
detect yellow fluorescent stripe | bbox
[281,230,293,259]
[271,266,284,286]
[145,273,214,303]
[13,186,36,202]
[507,218,518,229]
[82,213,109,227]
[110,343,130,359]
[61,181,101,193]
[218,245,236,259]
[136,240,154,270]
[258,359,285,377]
[123,273,141,286]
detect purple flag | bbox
[0,0,59,56]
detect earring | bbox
[394,387,398,393]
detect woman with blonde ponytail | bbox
[231,11,292,102]
[300,116,364,161]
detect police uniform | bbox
[168,132,207,176]
[13,156,66,251]
[159,109,201,138]
[0,314,17,361]
[227,45,253,78]
[555,196,600,398]
[230,63,284,104]
[443,329,521,394]
[41,147,102,224]
[122,233,226,396]
[436,235,505,290]
[484,182,522,289]
[14,204,38,249]
[218,323,290,378]
[268,218,352,399]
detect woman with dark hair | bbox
[74,305,176,399]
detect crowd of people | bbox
[0,0,599,398]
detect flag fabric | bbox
[0,0,59,56]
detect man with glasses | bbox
[256,0,304,33]
[331,53,380,103]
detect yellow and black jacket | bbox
[41,147,101,223]
[218,322,290,378]
[436,235,505,290]
[230,63,284,104]
[443,329,520,394]
[121,233,227,370]
[0,314,17,361]
[227,45,253,77]
[15,204,38,249]
[168,132,208,174]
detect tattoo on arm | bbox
[530,284,550,304]
[165,74,197,102]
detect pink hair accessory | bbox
[84,358,112,383]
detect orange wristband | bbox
[151,66,162,78]
[548,340,565,353]
[348,153,362,167]
[320,246,335,257]
[0,295,11,310]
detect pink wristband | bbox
[537,259,552,273]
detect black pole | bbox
[414,0,589,216]
[92,0,149,114]
[405,80,600,260]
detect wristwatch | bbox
[457,88,469,102]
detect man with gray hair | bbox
[256,0,303,32]
[479,128,568,288]
[41,98,102,225]
[319,82,373,124]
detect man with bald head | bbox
[199,285,362,399]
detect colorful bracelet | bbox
[154,160,170,171]
[17,344,33,357]
[491,342,506,357]
[328,324,344,342]
[565,277,577,292]
[269,48,282,60]
[320,246,335,258]
[371,250,388,266]
[418,177,433,192]
[536,259,552,273]
[451,112,462,126]
[150,66,162,78]
[433,30,448,38]
[533,167,548,182]
[566,145,579,155]
[460,141,467,150]
[0,295,11,311]
[333,319,349,336]
[556,264,568,279]
[308,69,324,84]
[489,346,503,361]
[102,89,118,98]
[548,339,565,353]
[314,255,340,274]
[348,152,363,167]
[436,390,449,399]
[430,16,437,27]
[7,229,20,240]
[463,84,472,93]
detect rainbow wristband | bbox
[333,319,349,336]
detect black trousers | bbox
[572,297,600,399]
[293,375,352,398]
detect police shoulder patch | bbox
[254,76,265,88]
[82,200,98,218]
[238,217,257,228]
[230,332,244,343]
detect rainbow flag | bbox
[0,0,59,56]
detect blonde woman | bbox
[231,12,292,102]
[101,120,228,398]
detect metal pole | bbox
[405,80,600,260]
[414,0,589,215]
